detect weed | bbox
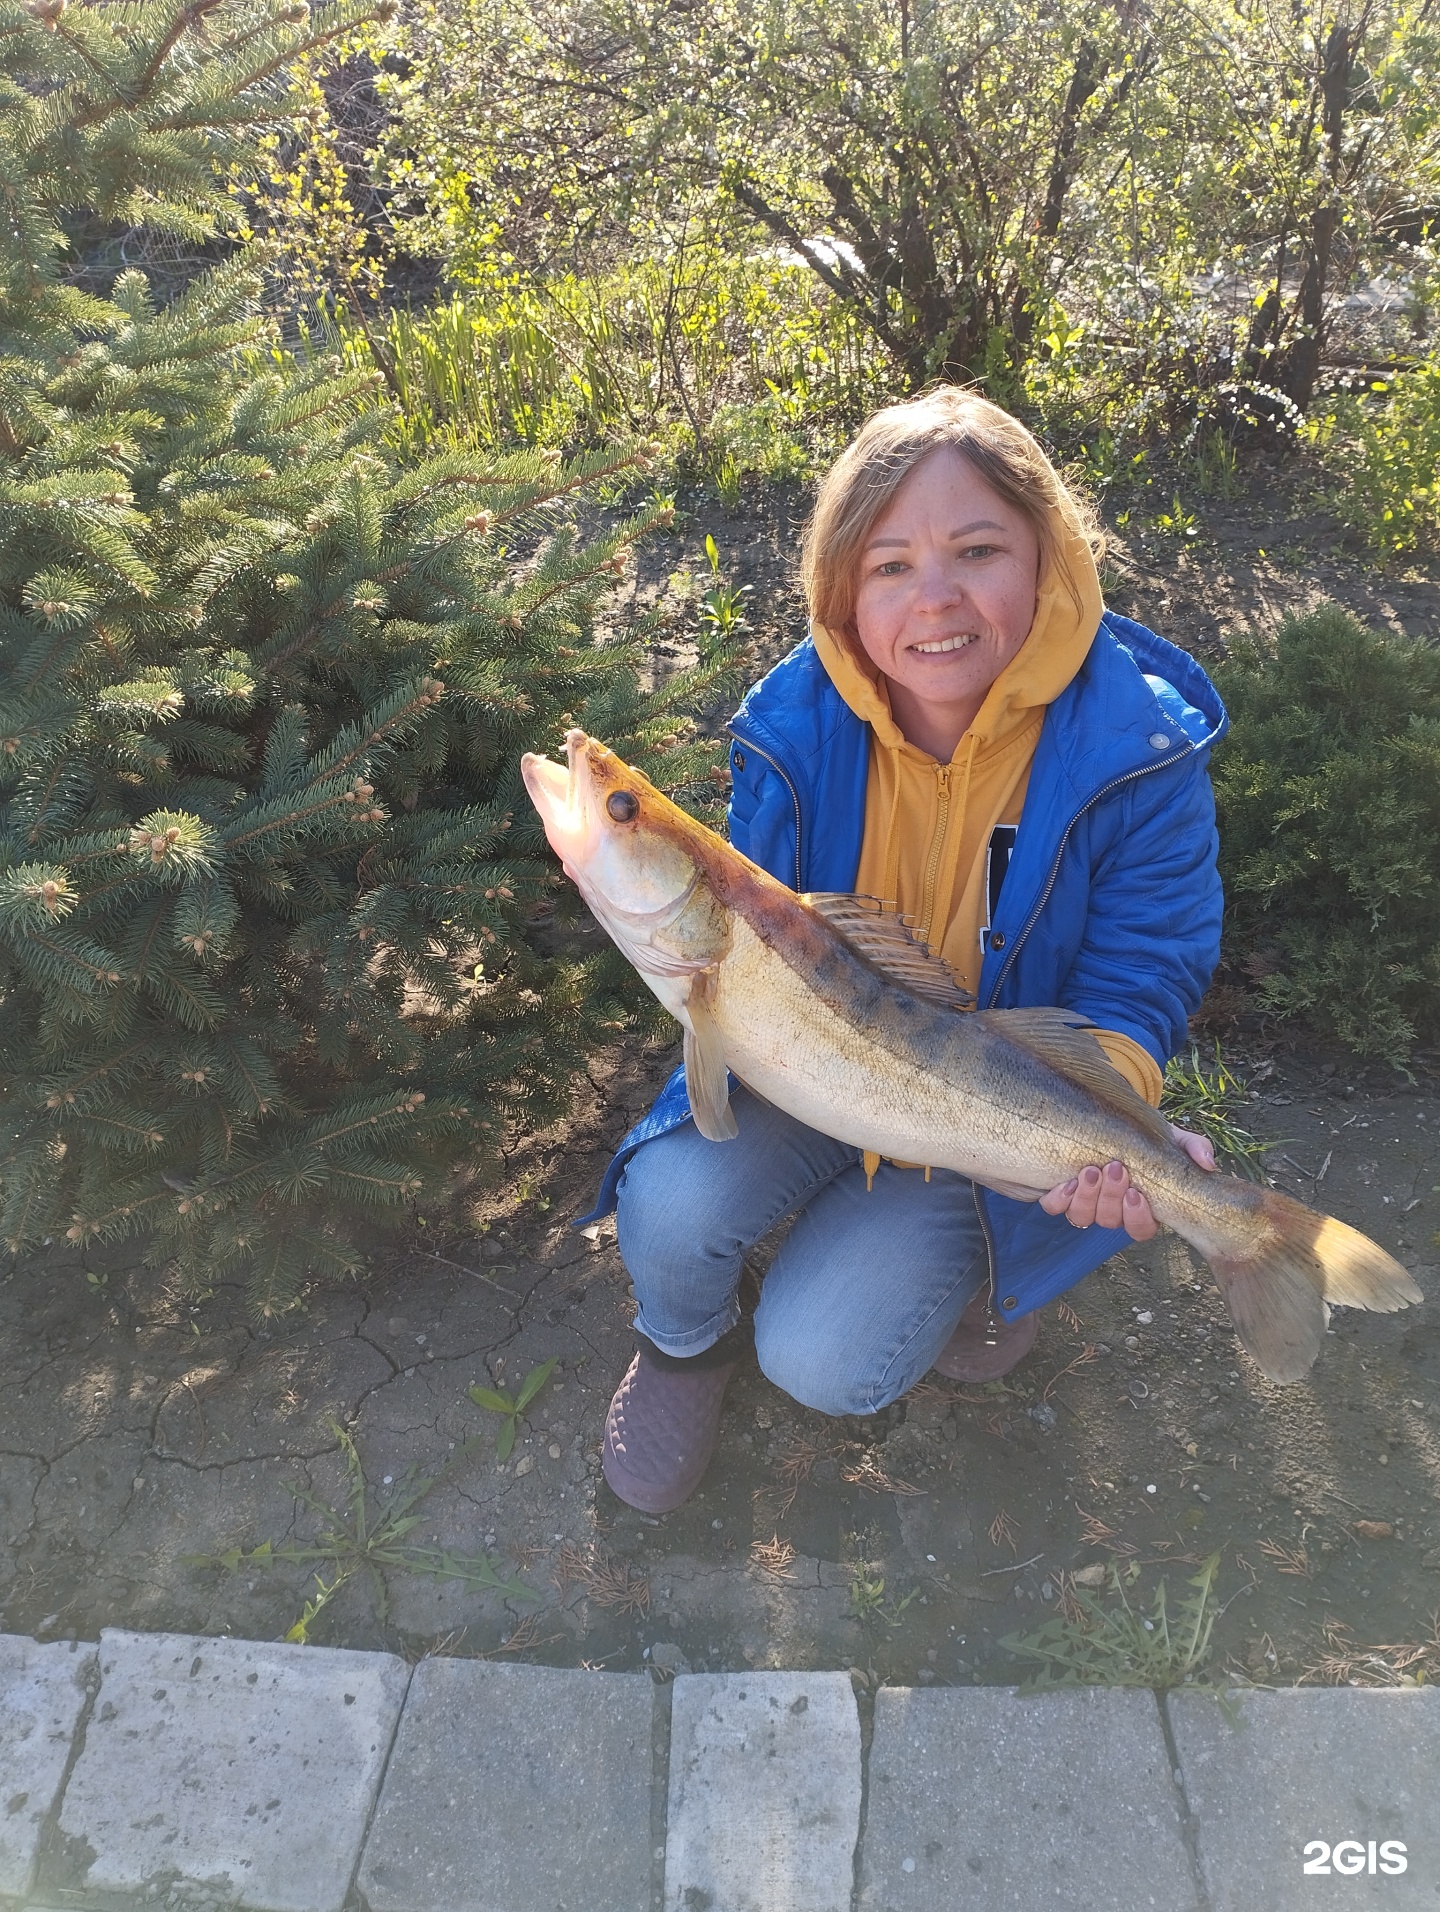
[699,533,752,644]
[1001,1553,1222,1690]
[1161,1044,1273,1179]
[849,1569,919,1627]
[1152,492,1200,539]
[191,1422,533,1642]
[468,1357,558,1462]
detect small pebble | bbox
[382,1475,393,1485]
[902,1857,916,1873]
[1145,1483,1157,1494]
[1136,1310,1153,1325]
[711,1518,724,1530]
[514,1454,535,1477]
[1125,1335,1140,1349]
[548,1442,562,1460]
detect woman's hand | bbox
[1039,1126,1218,1240]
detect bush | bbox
[1307,364,1440,556]
[1212,605,1440,1062]
[0,0,738,1313]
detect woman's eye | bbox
[876,560,908,576]
[961,543,997,559]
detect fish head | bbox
[521,730,731,987]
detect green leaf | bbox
[468,1384,513,1414]
[514,1356,557,1411]
[495,1416,516,1462]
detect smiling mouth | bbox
[910,634,979,656]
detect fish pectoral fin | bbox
[683,975,737,1143]
[804,893,975,1010]
[972,1007,1174,1149]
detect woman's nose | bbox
[911,552,966,613]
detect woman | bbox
[581,388,1226,1514]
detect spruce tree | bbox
[0,0,733,1310]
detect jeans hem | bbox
[631,1299,741,1360]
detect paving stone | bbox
[858,1684,1201,1911]
[51,1629,408,1912]
[665,1669,861,1912]
[357,1658,654,1912]
[0,1635,95,1898]
[1168,1686,1440,1907]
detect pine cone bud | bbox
[464,512,490,533]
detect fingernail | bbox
[1105,1161,1124,1180]
[1124,1187,1142,1205]
[1082,1167,1100,1187]
[1062,1178,1078,1196]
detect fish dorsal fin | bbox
[805,893,975,1011]
[972,1007,1175,1148]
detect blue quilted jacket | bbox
[579,610,1228,1320]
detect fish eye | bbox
[606,790,640,823]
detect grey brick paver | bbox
[51,1628,408,1912]
[664,1669,862,1912]
[1167,1686,1440,1907]
[858,1684,1201,1911]
[0,1634,95,1898]
[357,1657,654,1912]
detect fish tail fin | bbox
[1200,1186,1421,1384]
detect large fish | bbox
[521,730,1421,1382]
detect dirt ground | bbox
[2,469,1438,1690]
[2,1026,1437,1691]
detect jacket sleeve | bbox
[1059,753,1223,1070]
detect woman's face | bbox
[851,447,1041,739]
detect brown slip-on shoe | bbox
[931,1289,1039,1382]
[602,1344,738,1514]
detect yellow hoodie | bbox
[813,528,1164,1112]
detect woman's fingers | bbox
[1171,1123,1218,1171]
[1092,1160,1130,1230]
[1122,1184,1159,1241]
[1041,1159,1161,1240]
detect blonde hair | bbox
[801,388,1103,639]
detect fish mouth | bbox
[520,730,706,963]
[520,727,583,829]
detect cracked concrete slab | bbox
[51,1628,409,1912]
[0,1634,95,1897]
[664,1670,862,1912]
[358,1657,655,1912]
[858,1684,1202,1912]
[1166,1686,1440,1908]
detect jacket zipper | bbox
[917,762,952,942]
[975,740,1195,1317]
[724,722,805,890]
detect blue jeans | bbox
[614,1087,988,1416]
